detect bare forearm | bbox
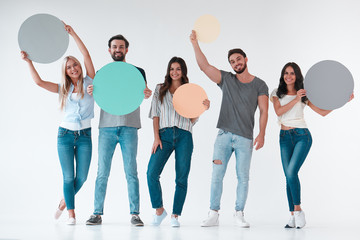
[191,41,210,71]
[275,98,299,116]
[259,109,268,137]
[153,117,161,140]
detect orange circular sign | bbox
[173,83,208,118]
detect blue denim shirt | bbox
[59,75,94,126]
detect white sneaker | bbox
[152,209,167,226]
[294,210,306,228]
[67,217,76,225]
[234,211,250,228]
[171,216,180,227]
[285,214,295,228]
[54,208,63,220]
[201,210,219,227]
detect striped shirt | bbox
[149,84,195,133]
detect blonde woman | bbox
[21,23,95,225]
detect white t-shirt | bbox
[270,89,307,128]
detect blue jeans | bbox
[94,126,139,215]
[280,128,312,212]
[210,129,253,211]
[57,127,92,210]
[147,127,193,216]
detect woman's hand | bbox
[151,137,162,154]
[296,89,306,101]
[21,51,31,63]
[203,99,210,110]
[63,22,75,36]
[87,85,93,96]
[349,92,354,102]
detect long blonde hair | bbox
[59,56,85,110]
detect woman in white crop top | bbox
[21,23,95,225]
[271,62,343,229]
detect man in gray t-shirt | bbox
[86,35,152,226]
[190,30,268,228]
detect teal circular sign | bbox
[93,62,145,115]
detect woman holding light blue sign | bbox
[271,62,353,229]
[21,23,95,225]
[147,57,210,227]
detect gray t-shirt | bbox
[99,66,146,129]
[217,70,268,139]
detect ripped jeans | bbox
[210,129,253,211]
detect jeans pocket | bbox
[58,127,68,138]
[159,128,167,134]
[294,128,308,136]
[218,129,225,135]
[83,128,92,137]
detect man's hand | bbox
[144,86,152,99]
[254,134,265,150]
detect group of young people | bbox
[21,24,353,228]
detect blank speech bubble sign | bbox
[173,83,208,118]
[18,13,69,63]
[93,62,145,116]
[304,60,354,110]
[193,15,220,43]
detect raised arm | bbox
[64,22,95,79]
[190,30,221,84]
[272,89,305,116]
[21,51,58,93]
[254,95,268,150]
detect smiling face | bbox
[170,62,182,81]
[283,66,296,86]
[66,58,82,80]
[109,39,128,61]
[229,53,247,74]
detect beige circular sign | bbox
[194,15,220,43]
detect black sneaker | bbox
[86,215,102,225]
[131,215,144,226]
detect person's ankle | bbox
[156,208,164,216]
[59,199,66,211]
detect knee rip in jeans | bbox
[213,159,222,165]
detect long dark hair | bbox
[159,57,189,103]
[276,62,307,103]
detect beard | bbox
[111,52,125,61]
[234,63,247,74]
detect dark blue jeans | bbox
[147,127,193,215]
[280,128,312,212]
[57,127,92,210]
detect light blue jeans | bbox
[93,126,140,215]
[57,127,92,210]
[210,129,253,211]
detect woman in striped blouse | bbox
[147,57,210,227]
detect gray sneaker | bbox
[86,215,102,225]
[131,215,144,226]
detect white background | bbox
[1,0,359,229]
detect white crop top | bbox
[270,89,307,128]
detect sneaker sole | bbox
[86,222,102,225]
[132,223,144,227]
